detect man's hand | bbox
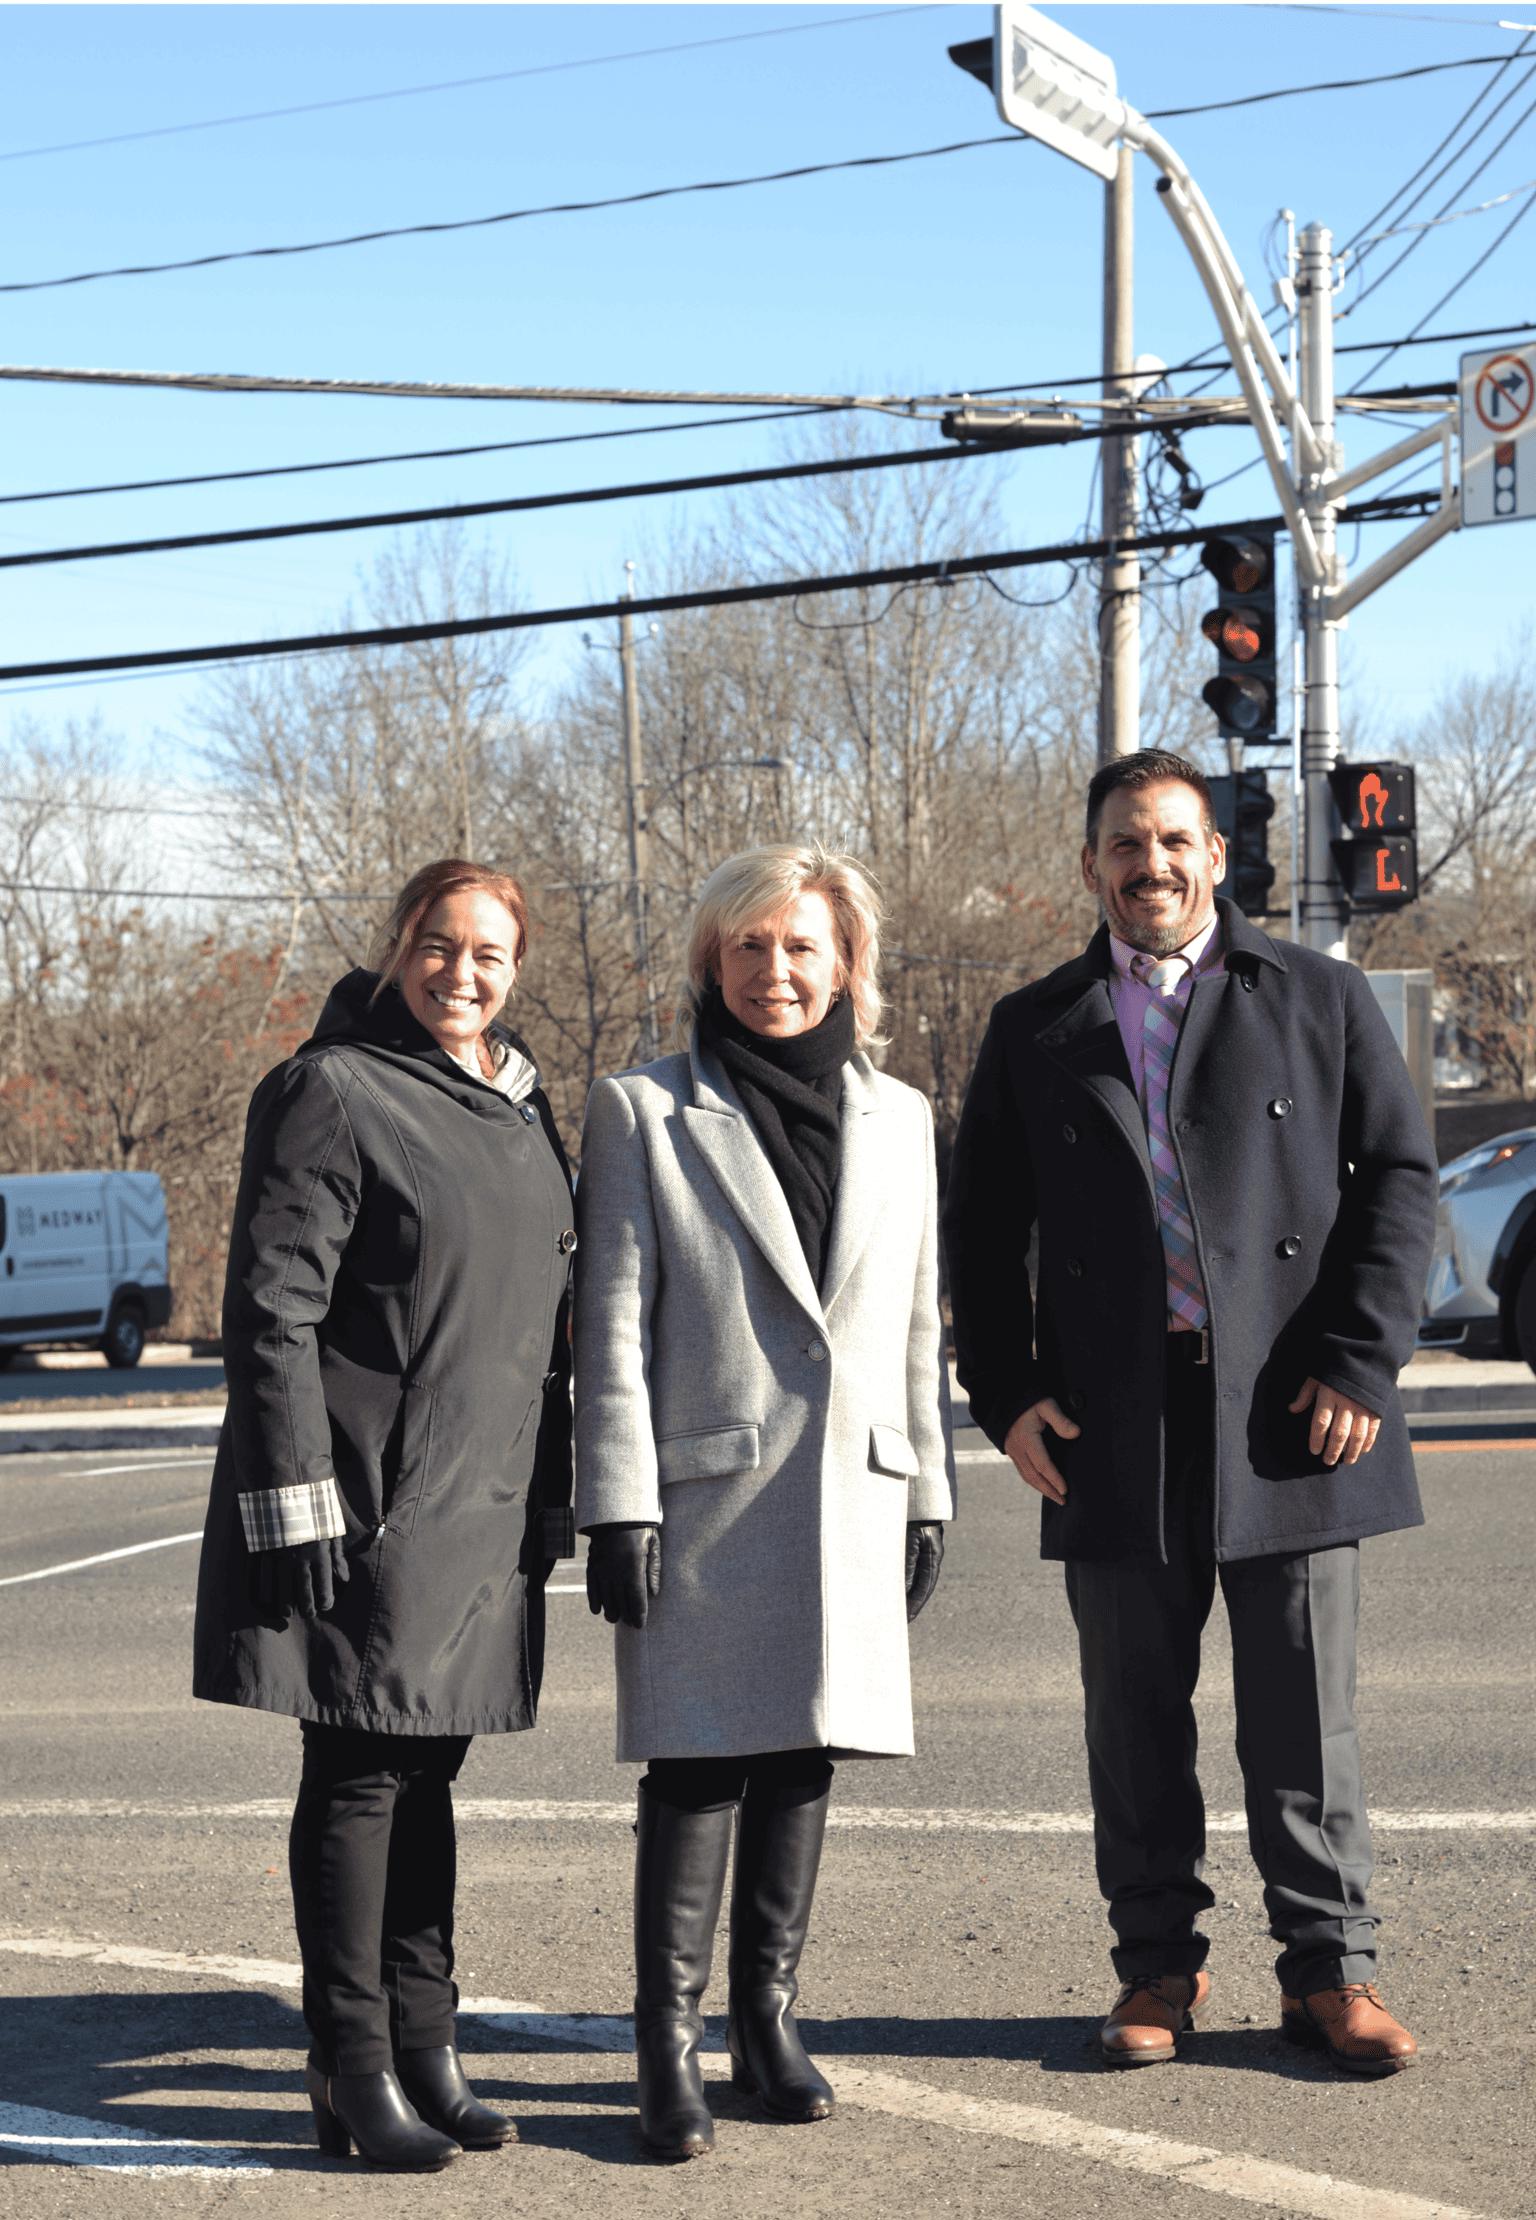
[1289,1378,1382,1468]
[250,1537,348,1620]
[1003,1398,1081,1505]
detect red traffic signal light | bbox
[1327,763,1418,909]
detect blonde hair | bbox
[367,858,529,1000]
[679,842,886,1048]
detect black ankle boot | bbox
[304,2062,461,2170]
[727,1775,835,2123]
[633,1785,735,2160]
[395,2045,512,2149]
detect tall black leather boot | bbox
[727,1773,835,2122]
[633,1783,734,2160]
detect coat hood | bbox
[304,968,542,1110]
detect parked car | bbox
[1418,1127,1536,1376]
[0,1171,172,1368]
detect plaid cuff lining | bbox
[238,1477,346,1552]
[542,1506,576,1561]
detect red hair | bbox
[367,858,529,999]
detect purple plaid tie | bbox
[1131,954,1209,1332]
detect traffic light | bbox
[1199,531,1278,742]
[1328,763,1418,909]
[1208,769,1276,917]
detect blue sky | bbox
[3,1,1532,789]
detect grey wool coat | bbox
[573,1037,956,1763]
[943,901,1438,1566]
[193,971,575,1736]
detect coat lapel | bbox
[681,1039,824,1324]
[820,1055,886,1317]
[1034,941,1156,1202]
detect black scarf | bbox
[697,985,856,1288]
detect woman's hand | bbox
[904,1522,945,1622]
[249,1538,349,1620]
[585,1523,662,1628]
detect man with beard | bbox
[944,750,1436,2076]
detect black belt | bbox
[1166,1327,1211,1366]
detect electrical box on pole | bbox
[1199,531,1278,744]
[1208,769,1276,916]
[1327,764,1418,911]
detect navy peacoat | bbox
[193,971,575,1735]
[943,901,1437,1564]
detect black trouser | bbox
[644,1750,834,1811]
[289,1723,472,2075]
[1064,1346,1378,2000]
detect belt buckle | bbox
[1193,1327,1210,1366]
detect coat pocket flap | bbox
[869,1424,920,1478]
[655,1422,761,1485]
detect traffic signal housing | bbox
[1328,763,1418,909]
[1208,769,1276,917]
[1200,532,1278,743]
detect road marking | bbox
[547,1582,586,1594]
[0,1531,202,1587]
[0,1939,1483,2219]
[69,1458,214,1479]
[1,1799,1531,1834]
[1415,1437,1536,1453]
[0,2097,272,2176]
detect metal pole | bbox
[1296,222,1347,958]
[1097,145,1140,763]
[618,561,659,1058]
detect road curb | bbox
[0,1411,224,1455]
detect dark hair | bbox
[367,858,530,1000]
[1084,750,1215,844]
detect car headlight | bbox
[1439,1137,1534,1197]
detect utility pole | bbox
[1097,145,1140,763]
[618,561,659,1059]
[1296,224,1348,956]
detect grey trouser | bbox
[1063,1347,1378,1999]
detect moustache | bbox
[1125,879,1185,896]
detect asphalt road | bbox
[0,1432,1531,2220]
[0,1359,226,1404]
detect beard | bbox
[1102,883,1211,957]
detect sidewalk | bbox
[1,1356,1531,1455]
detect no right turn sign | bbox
[1461,345,1536,526]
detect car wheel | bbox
[102,1304,146,1370]
[1514,1264,1536,1380]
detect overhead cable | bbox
[1350,185,1536,386]
[0,9,943,164]
[1353,168,1536,241]
[1347,72,1536,308]
[1,55,1524,298]
[1341,31,1534,253]
[0,489,1445,690]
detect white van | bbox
[0,1171,172,1369]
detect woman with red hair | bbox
[195,858,574,2171]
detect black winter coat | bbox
[193,971,575,1734]
[943,903,1437,1564]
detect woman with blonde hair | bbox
[574,842,954,2161]
[195,858,575,2171]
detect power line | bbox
[2,55,1525,299]
[1350,184,1536,386]
[0,409,1253,577]
[1354,168,1536,244]
[1341,32,1535,254]
[0,407,836,509]
[0,489,1444,690]
[0,9,943,164]
[1347,73,1536,310]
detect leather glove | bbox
[250,1537,349,1620]
[585,1522,661,1629]
[904,1522,944,1623]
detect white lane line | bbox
[2,1798,1531,1834]
[0,2098,272,2176]
[70,1458,214,1480]
[0,1531,202,1587]
[547,1582,586,1594]
[0,1939,1481,2219]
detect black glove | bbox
[585,1522,661,1629]
[250,1537,349,1620]
[904,1522,944,1623]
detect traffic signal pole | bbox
[1098,147,1140,764]
[1296,224,1348,957]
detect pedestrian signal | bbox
[1327,763,1418,909]
[1208,769,1276,917]
[1200,532,1278,742]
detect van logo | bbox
[34,1208,102,1231]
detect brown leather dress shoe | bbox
[1099,1970,1211,2066]
[1280,1984,1418,2075]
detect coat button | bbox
[807,1339,827,1362]
[1278,1234,1302,1258]
[1062,1123,1078,1144]
[1268,1097,1293,1119]
[558,1229,578,1255]
[1066,1259,1084,1279]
